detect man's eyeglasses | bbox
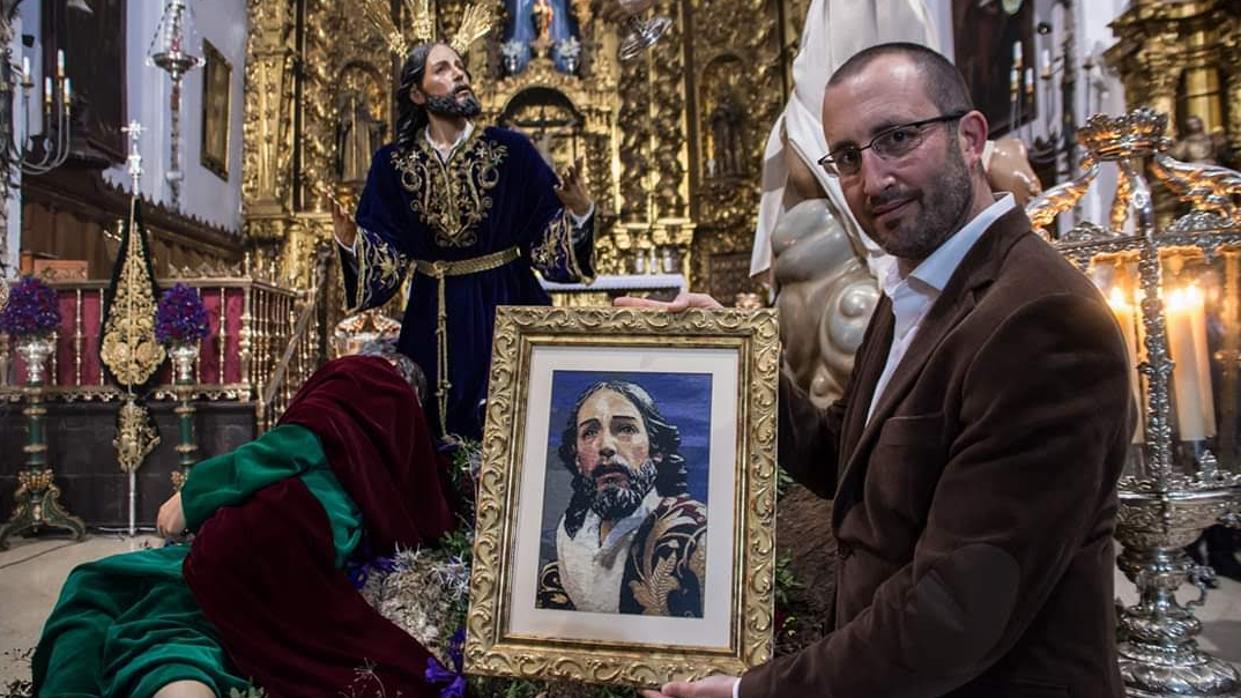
[818,112,968,178]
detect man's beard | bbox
[425,90,482,119]
[866,139,974,261]
[573,457,659,522]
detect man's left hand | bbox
[640,675,739,698]
[554,159,593,218]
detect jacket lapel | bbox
[831,209,1034,528]
[838,296,894,472]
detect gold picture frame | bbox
[466,306,779,687]
[200,39,231,180]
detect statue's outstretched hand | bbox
[614,292,724,311]
[554,159,593,218]
[329,199,358,249]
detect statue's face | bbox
[574,388,662,521]
[575,389,656,491]
[1185,116,1204,135]
[413,44,473,106]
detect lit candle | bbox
[1109,288,1145,443]
[43,76,52,112]
[56,49,65,79]
[1187,286,1217,437]
[1165,285,1215,441]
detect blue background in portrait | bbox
[537,370,713,570]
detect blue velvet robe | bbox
[341,126,595,439]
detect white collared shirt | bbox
[555,488,665,613]
[425,121,475,162]
[865,193,1016,424]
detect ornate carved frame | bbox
[466,306,778,686]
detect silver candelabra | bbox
[1030,107,1241,697]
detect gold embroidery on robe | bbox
[531,212,595,284]
[349,226,411,313]
[390,130,507,248]
[627,502,706,616]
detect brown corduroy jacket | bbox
[740,208,1132,697]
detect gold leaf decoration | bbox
[629,551,680,616]
[100,202,165,390]
[114,399,160,474]
[449,1,494,55]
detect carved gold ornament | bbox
[114,398,161,474]
[100,203,166,388]
[360,0,494,58]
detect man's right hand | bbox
[330,200,358,250]
[614,292,724,311]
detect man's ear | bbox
[958,110,989,170]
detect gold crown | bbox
[361,0,495,58]
[1078,107,1168,162]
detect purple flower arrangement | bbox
[425,628,466,698]
[154,284,210,346]
[0,276,61,338]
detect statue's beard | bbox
[425,91,482,119]
[574,457,658,522]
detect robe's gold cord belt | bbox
[413,246,521,436]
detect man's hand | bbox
[329,199,358,249]
[554,159,593,219]
[614,292,724,311]
[600,0,655,22]
[641,675,739,698]
[156,491,187,540]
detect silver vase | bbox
[16,335,55,386]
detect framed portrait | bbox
[200,40,231,180]
[466,306,779,687]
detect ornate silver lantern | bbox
[1029,107,1241,696]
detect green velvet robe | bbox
[33,424,361,698]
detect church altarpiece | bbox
[239,0,796,301]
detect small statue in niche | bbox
[533,0,555,49]
[1171,115,1232,167]
[709,95,746,178]
[336,91,387,184]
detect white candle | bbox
[21,56,30,80]
[56,49,65,78]
[43,76,52,112]
[63,78,71,108]
[1186,285,1217,437]
[1165,286,1214,441]
[1041,48,1051,73]
[1024,67,1035,94]
[1109,288,1145,443]
[1012,41,1022,65]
